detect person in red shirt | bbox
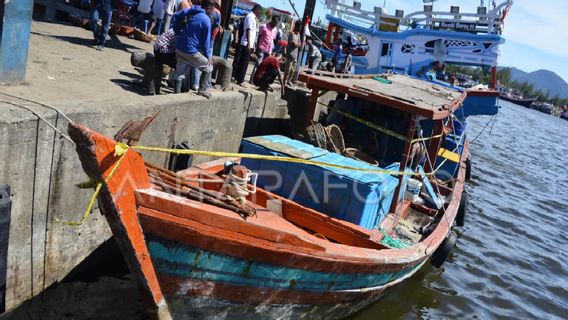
[252,53,284,93]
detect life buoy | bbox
[431,231,457,268]
[455,190,468,227]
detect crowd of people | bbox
[87,0,354,98]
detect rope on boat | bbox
[318,101,445,143]
[57,149,128,226]
[221,169,258,205]
[470,114,498,144]
[130,144,442,176]
[63,140,458,227]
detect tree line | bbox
[445,65,568,107]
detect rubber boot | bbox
[174,75,185,94]
[198,71,212,99]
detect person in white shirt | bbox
[136,0,154,32]
[231,4,262,85]
[148,0,165,34]
[307,38,322,71]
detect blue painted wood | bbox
[418,165,443,209]
[0,0,34,82]
[147,237,418,292]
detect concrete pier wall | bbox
[0,89,289,311]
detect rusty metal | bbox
[114,109,162,145]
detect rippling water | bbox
[352,101,568,319]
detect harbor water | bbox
[3,101,567,319]
[352,100,568,319]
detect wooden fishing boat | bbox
[499,94,535,108]
[69,73,473,319]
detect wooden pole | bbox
[424,120,444,173]
[293,0,316,81]
[220,0,234,29]
[306,87,320,128]
[389,115,416,214]
[490,66,497,89]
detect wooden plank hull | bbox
[68,123,464,319]
[150,239,424,319]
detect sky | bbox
[256,0,568,82]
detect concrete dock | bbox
[0,20,297,312]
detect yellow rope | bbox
[58,151,128,226]
[130,144,430,176]
[64,131,464,227]
[319,102,445,143]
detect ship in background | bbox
[312,0,514,178]
[320,0,512,79]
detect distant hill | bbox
[504,67,568,99]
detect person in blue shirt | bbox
[89,0,114,50]
[170,0,215,98]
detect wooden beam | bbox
[424,120,444,173]
[389,115,416,214]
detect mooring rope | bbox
[1,100,74,143]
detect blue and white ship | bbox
[313,0,513,180]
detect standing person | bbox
[171,0,215,98]
[332,41,343,73]
[211,0,223,46]
[342,49,353,74]
[89,0,113,51]
[249,15,279,83]
[148,0,166,35]
[307,38,322,71]
[163,0,176,31]
[252,53,284,93]
[232,4,262,85]
[273,22,284,53]
[136,0,154,32]
[284,20,301,86]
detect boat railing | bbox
[325,0,512,35]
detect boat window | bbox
[401,44,415,54]
[381,43,391,57]
[425,40,436,48]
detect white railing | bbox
[325,0,513,35]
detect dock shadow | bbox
[110,70,146,95]
[111,70,175,96]
[31,29,143,53]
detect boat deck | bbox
[300,73,466,120]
